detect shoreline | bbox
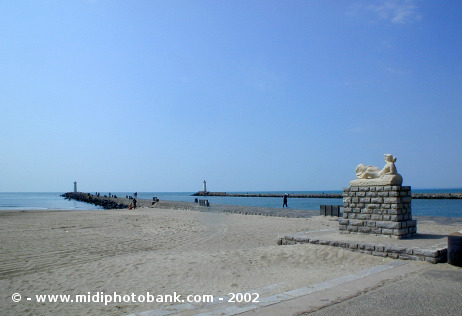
[61,192,320,217]
[1,208,460,226]
[0,192,457,217]
[59,193,462,222]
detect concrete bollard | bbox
[448,232,462,267]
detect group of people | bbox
[129,192,138,210]
[126,192,290,209]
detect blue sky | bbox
[1,0,461,192]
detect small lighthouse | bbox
[203,180,207,193]
[74,181,78,193]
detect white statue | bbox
[350,154,403,186]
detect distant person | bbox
[283,194,288,208]
[133,198,137,209]
[134,192,138,198]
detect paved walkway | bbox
[127,261,462,316]
[304,263,462,316]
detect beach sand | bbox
[0,207,415,315]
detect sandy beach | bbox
[0,207,396,316]
[1,207,459,315]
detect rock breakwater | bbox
[192,191,462,199]
[192,192,342,198]
[61,192,129,209]
[61,192,320,217]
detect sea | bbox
[1,189,462,218]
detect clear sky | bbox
[1,0,461,192]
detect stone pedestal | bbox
[340,185,417,239]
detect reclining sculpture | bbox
[350,154,403,186]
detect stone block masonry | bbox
[340,186,417,239]
[277,234,447,264]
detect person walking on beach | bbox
[133,198,137,209]
[283,194,288,208]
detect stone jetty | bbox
[61,192,129,209]
[63,191,462,212]
[192,191,462,199]
[61,192,320,217]
[192,192,344,198]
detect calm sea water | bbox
[0,192,103,211]
[1,190,461,217]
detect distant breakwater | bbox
[192,191,462,199]
[192,192,342,198]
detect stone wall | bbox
[340,185,417,239]
[277,234,446,264]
